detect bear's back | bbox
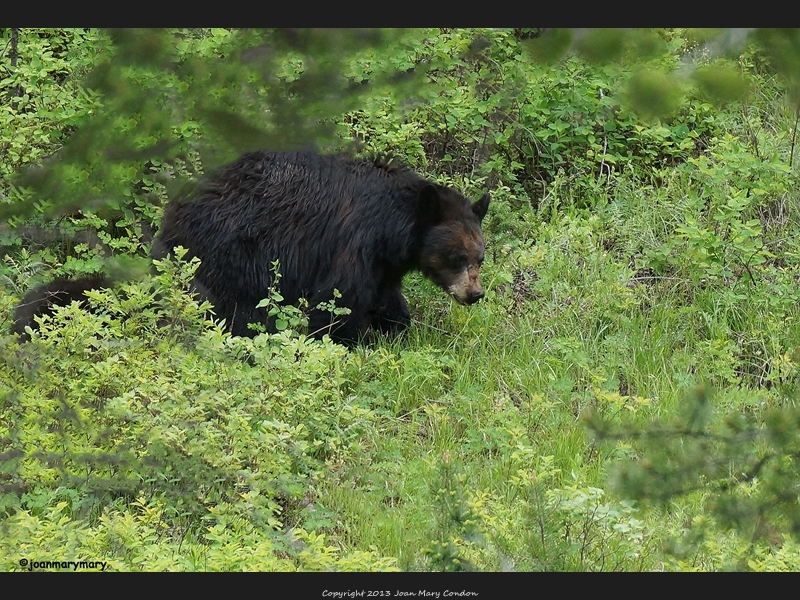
[156,150,426,257]
[207,150,424,212]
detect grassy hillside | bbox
[1,28,799,572]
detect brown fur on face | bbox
[448,262,483,305]
[420,220,485,305]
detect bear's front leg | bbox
[368,286,411,335]
[307,296,369,347]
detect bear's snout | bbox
[465,288,484,304]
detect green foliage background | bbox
[1,28,800,571]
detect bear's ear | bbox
[418,184,443,225]
[472,192,490,222]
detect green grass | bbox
[3,28,800,572]
[4,156,799,569]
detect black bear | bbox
[13,150,490,346]
[154,150,490,344]
[11,276,112,341]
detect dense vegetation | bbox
[1,28,799,572]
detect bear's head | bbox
[417,184,490,306]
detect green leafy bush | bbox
[0,251,395,570]
[340,29,722,213]
[3,27,800,572]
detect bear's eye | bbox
[453,254,468,268]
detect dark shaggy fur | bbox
[153,150,489,345]
[14,150,490,346]
[11,276,112,340]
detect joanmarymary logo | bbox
[20,558,108,571]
